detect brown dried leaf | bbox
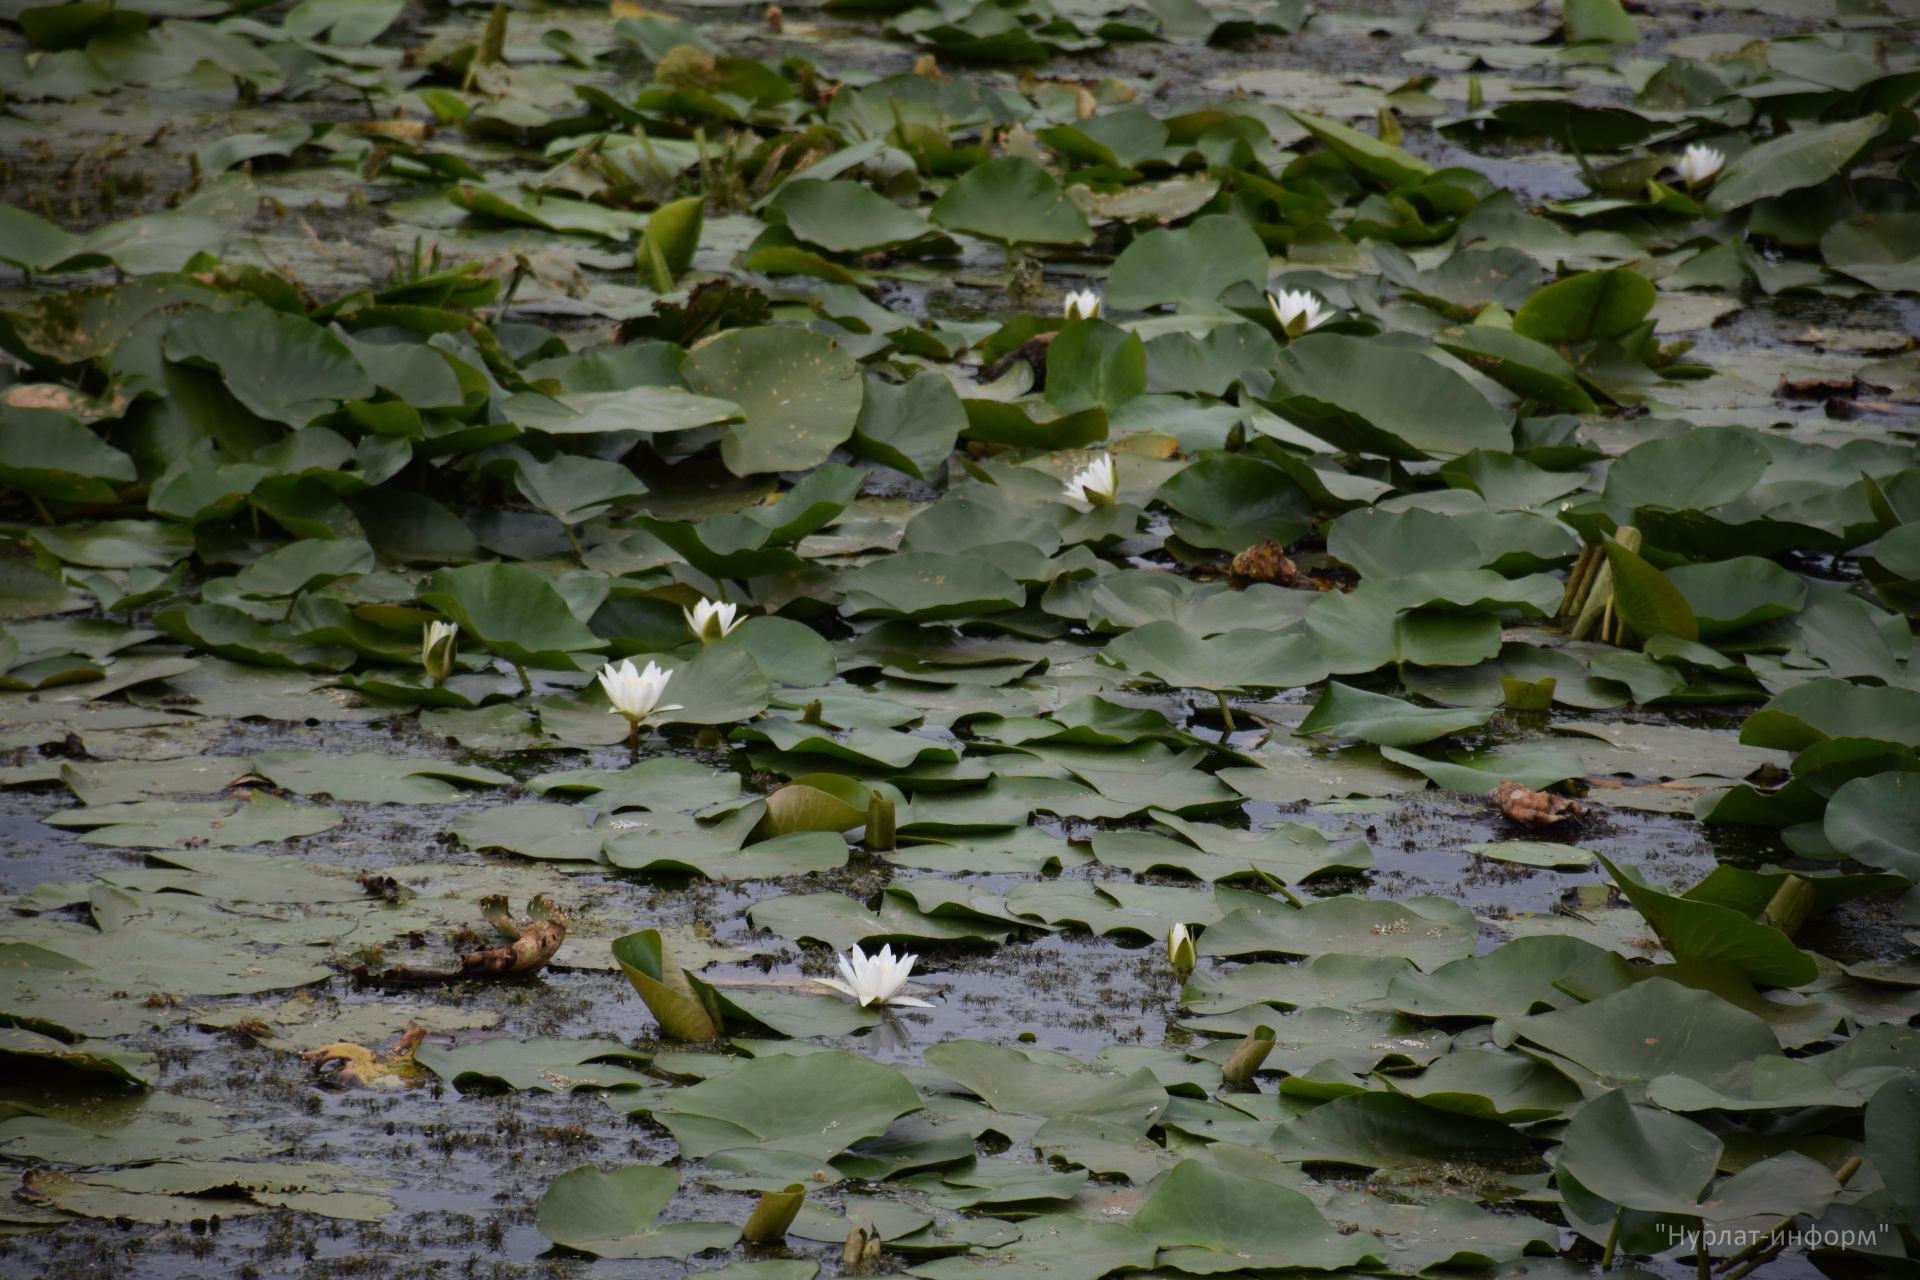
[459,916,566,977]
[302,1022,428,1089]
[1490,780,1584,829]
[1231,540,1314,587]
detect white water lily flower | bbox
[421,620,458,686]
[1167,922,1196,980]
[684,597,742,643]
[1062,453,1118,507]
[1672,144,1725,188]
[1062,288,1102,322]
[818,944,933,1008]
[597,658,683,724]
[1267,288,1332,338]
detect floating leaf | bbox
[536,1165,739,1259]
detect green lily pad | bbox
[250,750,511,805]
[1103,621,1327,692]
[535,1165,739,1259]
[0,1027,154,1087]
[1511,268,1654,344]
[1463,838,1595,868]
[1823,772,1920,880]
[840,553,1026,620]
[1261,332,1512,459]
[1132,1157,1385,1271]
[419,564,608,672]
[1704,114,1886,216]
[1267,1091,1536,1170]
[1299,682,1493,747]
[1105,214,1269,311]
[682,326,864,477]
[163,307,374,427]
[413,1038,653,1093]
[640,1050,921,1159]
[771,179,933,253]
[1202,895,1477,970]
[1595,853,1819,988]
[748,890,1010,949]
[907,1214,1153,1280]
[1509,978,1781,1091]
[45,793,342,849]
[928,156,1093,247]
[924,1040,1168,1131]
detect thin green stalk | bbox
[1720,1157,1860,1278]
[1599,1210,1621,1270]
[1251,867,1304,909]
[1215,691,1235,735]
[515,664,531,695]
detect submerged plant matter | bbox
[0,0,1916,1274]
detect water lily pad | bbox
[1509,978,1781,1091]
[1594,853,1818,988]
[1267,1090,1536,1170]
[250,750,511,804]
[924,1040,1168,1131]
[1103,621,1327,692]
[1383,935,1606,1019]
[1299,682,1493,747]
[1823,772,1920,879]
[536,1165,739,1259]
[45,793,342,849]
[0,1027,154,1087]
[1464,840,1595,868]
[772,179,933,253]
[419,564,608,672]
[840,553,1026,620]
[928,156,1092,247]
[1384,1048,1583,1122]
[1105,214,1269,311]
[749,890,1010,949]
[907,1214,1153,1280]
[1202,895,1477,969]
[162,307,374,427]
[412,1038,652,1092]
[1704,114,1886,216]
[1262,332,1511,459]
[640,1050,921,1159]
[682,326,864,476]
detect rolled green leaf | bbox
[741,1183,806,1243]
[1221,1025,1276,1083]
[611,929,723,1041]
[866,792,896,851]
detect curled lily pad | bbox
[1298,682,1492,747]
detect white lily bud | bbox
[1062,288,1102,322]
[1062,454,1118,508]
[421,620,458,686]
[1168,921,1197,980]
[1673,143,1725,188]
[818,944,933,1008]
[683,597,742,644]
[596,658,683,724]
[1267,288,1332,338]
